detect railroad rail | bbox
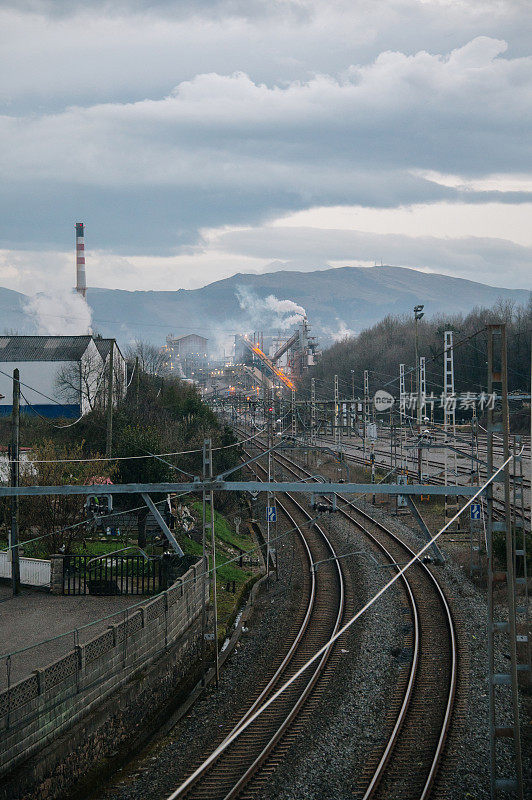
[315,434,530,523]
[244,433,458,800]
[317,432,530,488]
[169,456,345,799]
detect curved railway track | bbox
[169,458,345,800]
[243,434,458,800]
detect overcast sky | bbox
[1,0,531,295]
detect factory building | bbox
[0,335,126,418]
[162,334,209,379]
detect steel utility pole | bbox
[443,330,458,520]
[135,355,140,410]
[310,377,316,446]
[419,356,426,423]
[350,369,355,438]
[106,340,114,459]
[10,369,21,595]
[203,438,219,687]
[399,363,406,474]
[363,370,369,461]
[486,324,523,799]
[419,355,427,480]
[266,393,273,578]
[413,305,424,427]
[201,441,208,686]
[334,374,340,447]
[291,388,296,439]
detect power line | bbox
[163,452,517,800]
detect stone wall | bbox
[0,557,208,799]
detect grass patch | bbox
[191,502,253,552]
[0,534,147,560]
[179,509,259,636]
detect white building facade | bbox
[0,336,126,419]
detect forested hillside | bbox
[303,299,531,401]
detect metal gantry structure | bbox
[3,315,529,798]
[443,330,458,520]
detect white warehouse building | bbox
[0,335,126,419]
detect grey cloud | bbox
[3,41,531,182]
[216,226,532,289]
[1,0,309,18]
[1,37,531,253]
[2,2,532,115]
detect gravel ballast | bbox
[86,494,530,800]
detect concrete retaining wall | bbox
[0,557,208,799]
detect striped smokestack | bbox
[75,222,87,298]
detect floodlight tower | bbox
[413,305,424,426]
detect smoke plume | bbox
[25,290,92,336]
[236,287,306,330]
[330,319,356,342]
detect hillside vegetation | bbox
[303,299,531,403]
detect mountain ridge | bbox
[0,265,528,352]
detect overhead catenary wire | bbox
[1,444,518,666]
[0,490,337,661]
[20,392,87,429]
[3,416,270,465]
[0,489,194,555]
[0,364,107,416]
[163,449,518,800]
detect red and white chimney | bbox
[75,222,87,298]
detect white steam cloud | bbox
[25,290,92,335]
[236,287,306,330]
[330,319,356,342]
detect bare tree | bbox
[55,349,105,412]
[126,340,168,377]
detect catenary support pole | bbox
[310,378,316,447]
[10,369,21,595]
[266,393,273,578]
[363,369,369,461]
[486,324,523,800]
[334,374,340,447]
[106,340,114,459]
[204,438,219,687]
[135,355,140,409]
[201,442,208,685]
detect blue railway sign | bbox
[266,506,277,523]
[470,502,481,520]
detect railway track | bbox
[316,434,530,523]
[168,456,346,799]
[244,434,458,800]
[318,433,530,489]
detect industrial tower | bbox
[75,222,87,298]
